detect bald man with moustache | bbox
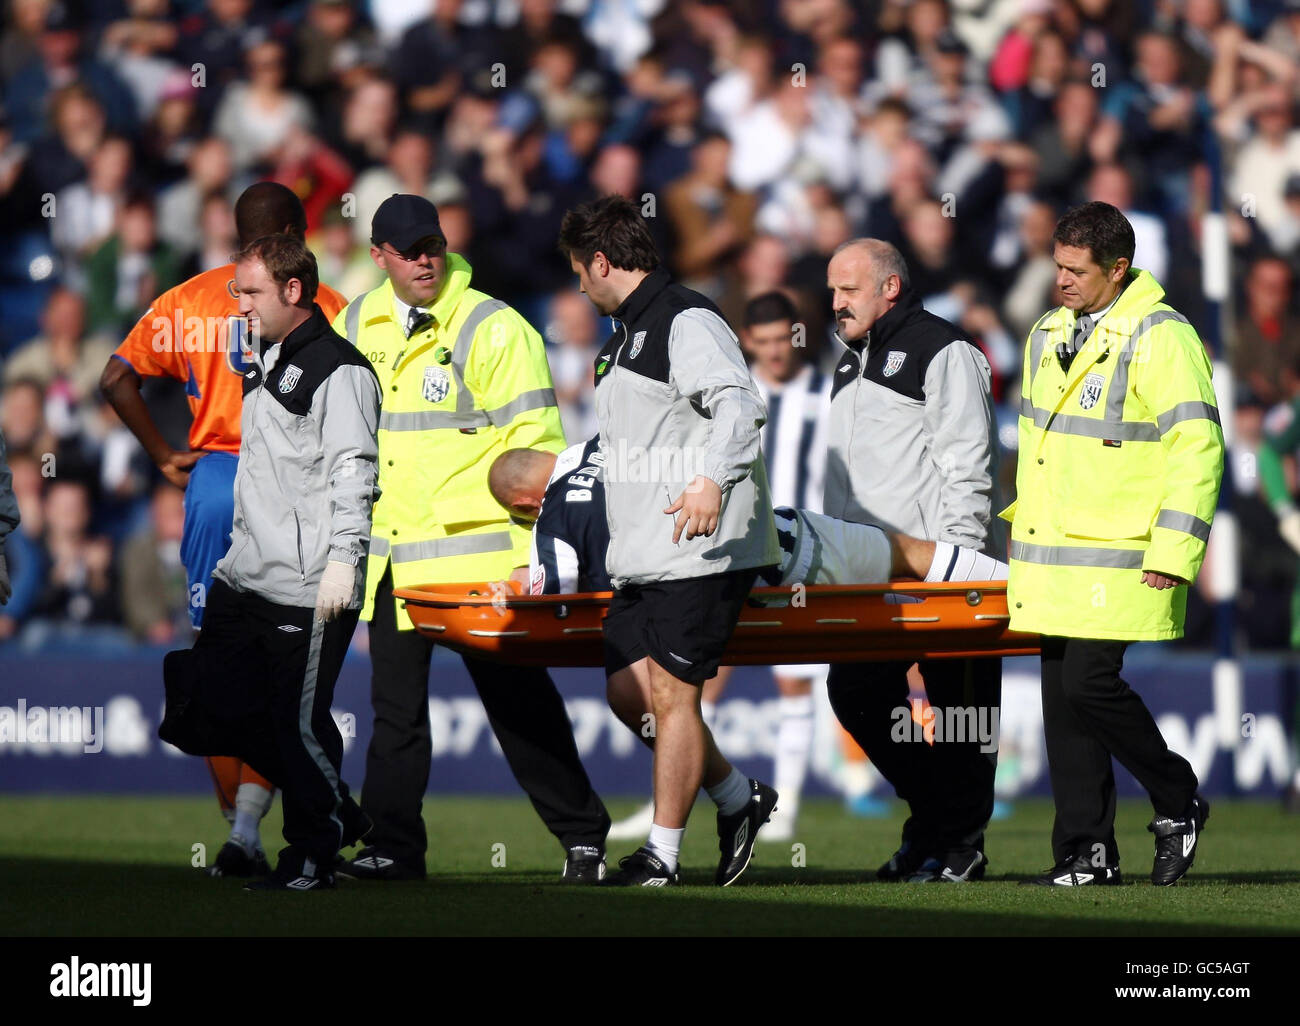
[823,238,1004,884]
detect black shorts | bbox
[602,566,767,685]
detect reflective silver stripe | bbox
[452,298,509,413]
[1156,400,1221,436]
[1105,310,1190,421]
[369,537,390,559]
[299,617,343,840]
[1010,540,1145,569]
[1018,399,1160,442]
[485,387,557,428]
[390,532,514,563]
[1155,509,1211,542]
[379,408,492,431]
[1026,311,1056,388]
[345,290,376,346]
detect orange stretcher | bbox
[395,581,1040,667]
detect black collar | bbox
[868,288,923,349]
[611,266,671,324]
[268,304,329,361]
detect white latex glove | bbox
[1281,511,1300,558]
[315,559,356,622]
[0,552,9,605]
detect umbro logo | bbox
[278,624,303,632]
[285,876,321,890]
[642,877,667,887]
[1183,830,1196,857]
[1055,871,1093,885]
[355,856,393,870]
[733,820,749,856]
[839,364,853,373]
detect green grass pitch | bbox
[1,796,1296,936]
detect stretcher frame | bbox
[396,580,1040,667]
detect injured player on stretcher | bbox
[487,437,1007,600]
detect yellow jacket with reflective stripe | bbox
[332,255,564,629]
[1000,269,1223,641]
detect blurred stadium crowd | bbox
[1,0,1299,652]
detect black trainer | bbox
[715,779,779,886]
[907,847,987,883]
[208,837,270,878]
[877,822,931,882]
[1021,852,1122,886]
[245,865,336,892]
[1149,794,1209,886]
[562,845,606,884]
[337,845,425,881]
[602,847,680,887]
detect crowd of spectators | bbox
[1,0,1300,650]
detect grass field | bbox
[1,795,1297,936]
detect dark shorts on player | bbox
[602,566,769,685]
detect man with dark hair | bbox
[100,182,348,877]
[824,236,1003,884]
[160,234,382,891]
[1006,200,1224,886]
[559,195,781,886]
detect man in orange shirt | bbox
[100,183,348,878]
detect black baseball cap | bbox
[371,194,445,252]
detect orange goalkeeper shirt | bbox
[113,264,348,453]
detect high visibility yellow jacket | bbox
[333,255,564,629]
[1001,269,1224,641]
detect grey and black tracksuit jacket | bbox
[167,304,381,870]
[824,288,1001,555]
[215,304,382,606]
[593,267,779,588]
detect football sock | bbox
[232,783,273,850]
[774,695,814,819]
[707,767,751,815]
[926,543,1009,582]
[646,823,684,872]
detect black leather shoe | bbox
[337,845,425,881]
[1021,853,1122,886]
[715,779,778,886]
[1149,794,1208,886]
[602,847,680,887]
[562,845,606,884]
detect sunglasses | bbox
[380,240,446,261]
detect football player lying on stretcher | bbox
[488,438,1008,882]
[487,437,1007,602]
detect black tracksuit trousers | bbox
[161,578,358,872]
[828,656,1002,856]
[360,569,609,871]
[1040,636,1198,865]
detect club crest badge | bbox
[278,364,302,394]
[883,350,906,377]
[1079,372,1105,411]
[423,365,450,403]
[629,331,647,359]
